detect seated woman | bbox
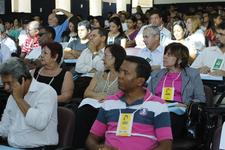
[125,15,139,47]
[185,16,206,56]
[148,42,206,139]
[73,44,126,149]
[107,16,127,48]
[32,42,74,106]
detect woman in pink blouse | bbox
[148,42,205,139]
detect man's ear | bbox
[136,77,146,87]
[54,54,59,62]
[101,36,107,43]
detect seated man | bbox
[73,27,107,98]
[191,24,225,77]
[24,26,56,69]
[86,56,172,150]
[0,57,58,149]
[138,25,164,71]
[64,20,90,59]
[20,21,40,58]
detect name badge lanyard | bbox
[161,72,181,101]
[102,72,118,93]
[116,93,152,136]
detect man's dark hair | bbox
[124,56,152,81]
[218,21,225,30]
[149,9,162,18]
[39,26,56,40]
[94,27,108,42]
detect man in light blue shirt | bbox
[48,8,73,42]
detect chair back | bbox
[212,126,222,150]
[204,85,214,106]
[58,107,75,146]
[125,48,141,56]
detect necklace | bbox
[35,67,55,85]
[102,72,118,93]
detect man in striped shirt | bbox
[86,56,172,150]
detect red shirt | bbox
[21,35,40,55]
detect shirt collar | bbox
[144,45,163,53]
[27,78,39,93]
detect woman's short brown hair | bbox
[164,42,189,69]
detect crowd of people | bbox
[0,3,225,150]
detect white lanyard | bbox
[162,72,181,88]
[102,72,118,93]
[35,68,55,85]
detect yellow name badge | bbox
[162,87,174,101]
[116,113,133,136]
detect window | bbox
[89,0,102,16]
[11,0,31,13]
[55,0,71,12]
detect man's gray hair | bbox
[78,20,91,30]
[29,20,40,30]
[143,25,160,37]
[0,57,32,80]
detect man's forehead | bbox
[121,60,137,70]
[78,25,87,30]
[49,13,56,18]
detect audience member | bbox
[33,15,43,26]
[185,15,206,55]
[135,9,171,48]
[205,13,223,46]
[0,57,58,149]
[167,20,196,62]
[73,44,126,149]
[86,56,172,150]
[0,25,17,53]
[48,8,73,42]
[38,26,56,46]
[32,42,74,105]
[8,18,22,42]
[191,24,225,77]
[24,26,56,70]
[20,21,40,58]
[61,16,79,43]
[91,16,104,29]
[107,17,127,48]
[64,20,90,59]
[74,27,107,98]
[148,42,206,138]
[138,25,164,71]
[125,15,139,47]
[18,18,30,48]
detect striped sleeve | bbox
[90,108,107,137]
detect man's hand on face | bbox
[88,41,97,53]
[12,77,25,101]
